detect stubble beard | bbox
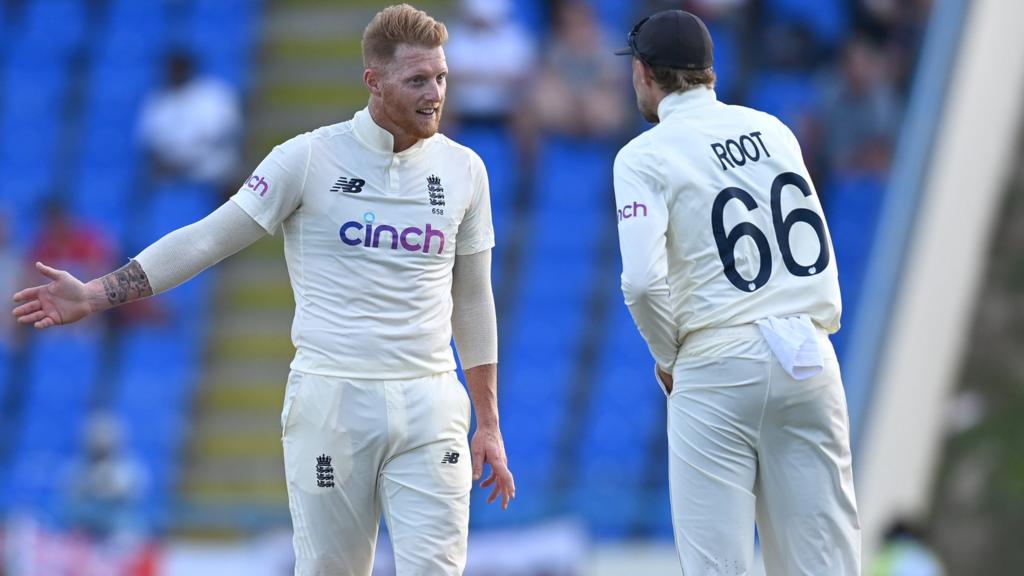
[638,100,658,123]
[411,102,443,140]
[638,90,659,123]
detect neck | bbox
[368,99,417,153]
[645,86,669,123]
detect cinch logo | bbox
[245,174,269,197]
[617,201,647,222]
[340,220,446,255]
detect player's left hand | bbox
[470,425,515,510]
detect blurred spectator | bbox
[660,0,750,19]
[63,413,147,540]
[531,0,627,138]
[869,520,946,576]
[137,49,242,189]
[857,0,933,93]
[445,0,535,128]
[821,36,902,176]
[29,199,114,282]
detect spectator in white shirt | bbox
[137,50,242,189]
[445,0,535,128]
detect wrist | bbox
[84,279,111,314]
[474,414,500,431]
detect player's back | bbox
[618,89,841,338]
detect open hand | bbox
[470,425,515,510]
[12,262,92,329]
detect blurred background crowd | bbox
[0,0,1020,574]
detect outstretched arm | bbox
[452,250,514,509]
[11,260,151,329]
[12,200,266,329]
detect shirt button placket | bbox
[390,157,401,191]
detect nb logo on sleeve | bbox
[331,176,366,194]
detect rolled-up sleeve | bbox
[613,145,680,372]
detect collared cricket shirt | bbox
[614,88,841,370]
[232,108,494,379]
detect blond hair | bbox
[362,4,448,68]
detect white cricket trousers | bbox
[667,325,861,575]
[280,370,472,575]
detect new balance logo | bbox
[441,451,460,464]
[331,176,366,194]
[316,454,335,488]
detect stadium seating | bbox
[824,171,887,359]
[763,0,848,47]
[2,331,101,516]
[0,0,255,529]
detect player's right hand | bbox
[12,262,92,329]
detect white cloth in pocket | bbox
[755,315,824,381]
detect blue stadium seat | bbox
[763,0,847,47]
[510,0,546,37]
[533,136,615,210]
[71,174,134,242]
[104,0,169,47]
[707,22,739,101]
[109,323,203,524]
[23,331,101,412]
[823,171,885,360]
[569,290,664,537]
[18,0,88,56]
[0,345,10,405]
[451,124,518,217]
[87,59,158,109]
[0,129,59,196]
[747,71,821,131]
[128,181,216,252]
[185,0,261,89]
[2,331,101,514]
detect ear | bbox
[634,58,654,87]
[364,67,382,97]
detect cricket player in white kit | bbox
[12,5,515,575]
[613,11,860,575]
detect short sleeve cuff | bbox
[455,234,495,256]
[230,193,279,236]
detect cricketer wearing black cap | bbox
[611,9,861,576]
[615,10,717,123]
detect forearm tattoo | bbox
[101,259,153,305]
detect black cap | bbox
[615,10,713,70]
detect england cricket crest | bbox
[427,174,446,214]
[316,454,335,488]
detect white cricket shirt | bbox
[614,88,841,371]
[232,108,494,379]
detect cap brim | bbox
[613,47,634,56]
